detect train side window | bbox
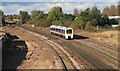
[57,29,59,32]
[62,30,64,34]
[55,28,57,31]
[54,28,55,31]
[58,29,60,33]
[57,28,59,32]
[56,28,57,32]
[60,29,62,34]
[63,30,65,34]
[58,29,59,32]
[56,28,58,32]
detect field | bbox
[75,29,118,47]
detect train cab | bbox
[66,28,73,39]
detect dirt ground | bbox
[0,30,5,38]
[75,30,118,47]
[3,27,63,69]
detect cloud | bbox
[74,3,92,10]
[0,6,3,10]
[1,2,119,15]
[2,3,46,14]
[2,4,30,14]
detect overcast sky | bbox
[0,0,119,15]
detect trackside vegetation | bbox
[1,4,120,31]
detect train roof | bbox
[50,25,56,28]
[50,25,72,30]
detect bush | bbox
[69,22,79,30]
[52,20,63,26]
[74,16,84,30]
[85,21,92,31]
[64,21,73,27]
[3,33,12,46]
[101,24,112,29]
[113,26,120,31]
[27,19,51,27]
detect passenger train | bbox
[50,25,73,39]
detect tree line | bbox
[103,4,120,16]
[0,9,5,24]
[1,4,120,31]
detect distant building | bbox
[108,16,120,27]
[109,16,120,19]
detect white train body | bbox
[50,25,73,39]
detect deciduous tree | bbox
[19,11,30,24]
[0,9,5,24]
[73,8,79,17]
[47,6,63,25]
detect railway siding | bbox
[16,27,75,69]
[75,40,118,61]
[7,25,118,70]
[74,39,119,69]
[18,27,88,69]
[6,27,65,69]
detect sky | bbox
[1,0,120,2]
[0,0,119,15]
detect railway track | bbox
[19,25,119,70]
[17,27,80,70]
[19,25,101,69]
[73,39,119,69]
[85,39,119,52]
[59,40,110,69]
[75,39,119,60]
[9,27,66,69]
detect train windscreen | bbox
[66,29,72,34]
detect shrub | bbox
[52,20,63,26]
[85,21,93,31]
[113,26,120,31]
[64,21,73,27]
[74,16,84,30]
[3,33,12,46]
[40,19,50,27]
